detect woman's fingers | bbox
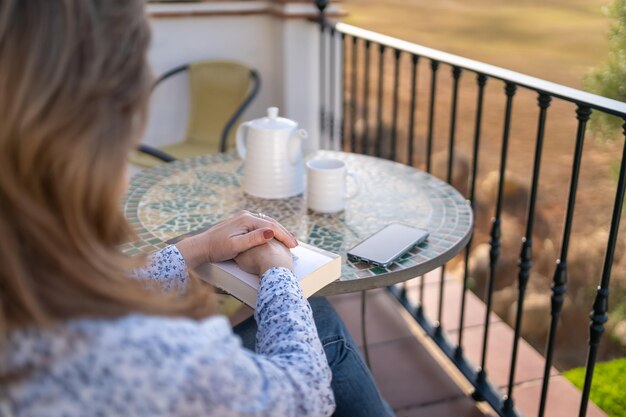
[258,220,297,248]
[231,228,275,253]
[234,238,294,275]
[197,211,298,264]
[239,211,298,248]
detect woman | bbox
[0,1,393,416]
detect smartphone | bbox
[347,223,429,267]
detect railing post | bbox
[426,60,439,173]
[362,40,372,154]
[578,118,626,417]
[447,66,462,184]
[502,93,551,415]
[457,73,487,359]
[315,0,328,147]
[340,32,347,150]
[538,105,591,417]
[375,43,386,157]
[390,48,402,161]
[407,54,420,167]
[476,81,517,399]
[328,27,336,150]
[350,36,358,153]
[314,0,328,24]
[417,59,435,316]
[435,66,463,335]
[418,60,440,317]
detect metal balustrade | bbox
[314,1,626,416]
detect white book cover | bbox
[197,242,341,308]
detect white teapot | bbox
[236,107,308,199]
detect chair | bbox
[131,60,261,166]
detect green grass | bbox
[564,358,626,417]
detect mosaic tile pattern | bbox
[122,151,473,293]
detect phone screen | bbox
[347,223,429,266]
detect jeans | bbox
[233,297,396,417]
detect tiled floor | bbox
[328,271,607,417]
[328,286,491,416]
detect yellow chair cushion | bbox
[186,61,251,149]
[130,60,252,169]
[216,294,246,317]
[129,150,166,169]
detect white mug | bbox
[306,158,360,213]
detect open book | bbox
[196,242,341,308]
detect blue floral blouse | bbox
[2,246,335,417]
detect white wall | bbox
[142,2,338,151]
[145,14,284,148]
[279,19,321,152]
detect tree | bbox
[585,0,626,135]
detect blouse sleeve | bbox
[104,268,335,416]
[126,261,334,416]
[251,267,335,415]
[131,245,188,292]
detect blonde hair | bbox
[0,0,215,334]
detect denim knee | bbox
[322,335,395,417]
[308,297,361,349]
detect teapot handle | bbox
[288,129,308,164]
[236,122,250,160]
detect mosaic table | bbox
[122,151,473,295]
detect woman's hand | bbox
[175,211,298,269]
[234,238,294,276]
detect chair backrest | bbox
[185,61,254,152]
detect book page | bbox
[214,261,260,290]
[291,245,334,283]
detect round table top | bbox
[122,151,473,295]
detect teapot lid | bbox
[247,107,298,131]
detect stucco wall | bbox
[142,1,342,153]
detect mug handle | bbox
[346,172,361,199]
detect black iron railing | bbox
[314,2,626,416]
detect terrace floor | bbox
[327,271,607,417]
